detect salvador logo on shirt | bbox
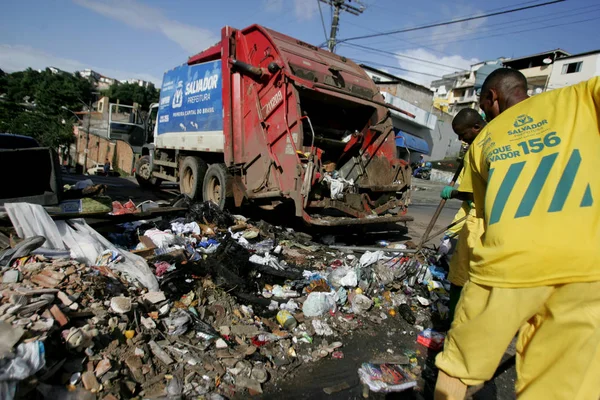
[508,114,548,135]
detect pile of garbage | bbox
[0,199,454,398]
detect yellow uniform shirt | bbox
[446,164,469,237]
[460,77,600,288]
[447,155,485,286]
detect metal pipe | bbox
[330,245,418,253]
[231,59,264,80]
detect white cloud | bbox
[264,0,317,20]
[264,0,283,13]
[394,48,479,86]
[73,0,218,54]
[293,0,318,21]
[420,4,487,51]
[0,44,162,84]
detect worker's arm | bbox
[452,190,473,202]
[440,186,473,201]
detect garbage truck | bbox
[136,24,413,226]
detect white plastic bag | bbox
[0,341,46,400]
[359,251,384,268]
[351,294,373,315]
[302,292,336,317]
[5,203,158,291]
[5,203,64,249]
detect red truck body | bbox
[144,24,412,226]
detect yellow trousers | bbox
[436,280,600,399]
[448,210,483,287]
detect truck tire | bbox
[179,156,207,200]
[202,164,233,209]
[135,155,162,188]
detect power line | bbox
[317,0,329,43]
[364,0,545,29]
[351,59,442,78]
[319,0,366,52]
[401,14,600,50]
[378,4,600,52]
[366,2,598,49]
[338,0,565,43]
[343,43,466,70]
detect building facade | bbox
[431,60,503,115]
[361,64,461,163]
[547,50,600,90]
[502,49,570,95]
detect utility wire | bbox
[379,4,600,51]
[366,2,599,49]
[317,0,329,43]
[351,59,442,78]
[364,0,545,28]
[405,14,600,49]
[338,0,565,43]
[343,43,466,70]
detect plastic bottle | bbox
[276,310,297,330]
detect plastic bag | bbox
[67,220,159,291]
[144,228,176,249]
[328,266,358,288]
[438,237,451,255]
[359,251,384,268]
[0,341,46,400]
[302,292,336,317]
[6,203,158,291]
[351,294,373,315]
[5,203,64,249]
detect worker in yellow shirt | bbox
[435,68,600,399]
[439,108,486,321]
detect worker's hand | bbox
[440,186,454,200]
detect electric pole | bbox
[319,0,365,53]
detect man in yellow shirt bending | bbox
[435,68,600,399]
[440,108,486,321]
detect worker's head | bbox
[479,68,528,122]
[452,108,486,144]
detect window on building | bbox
[562,61,582,74]
[372,76,381,83]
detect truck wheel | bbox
[202,164,232,209]
[135,155,162,188]
[179,156,207,200]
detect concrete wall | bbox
[392,106,461,164]
[429,109,462,161]
[76,132,136,174]
[548,54,600,90]
[378,83,433,110]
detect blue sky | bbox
[1,0,598,86]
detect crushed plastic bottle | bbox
[351,294,373,315]
[166,375,183,400]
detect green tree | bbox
[0,68,94,149]
[103,82,159,109]
[0,102,73,147]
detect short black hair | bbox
[481,68,527,98]
[452,108,483,131]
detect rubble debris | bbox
[109,297,132,314]
[0,198,458,398]
[417,329,445,350]
[358,363,417,393]
[148,341,174,366]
